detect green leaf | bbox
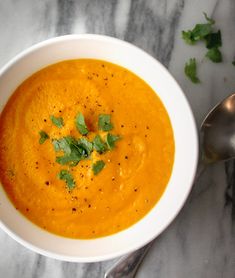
[182,30,196,45]
[50,115,64,128]
[75,112,89,135]
[205,30,222,49]
[182,24,213,44]
[232,61,235,66]
[106,133,121,150]
[184,58,200,84]
[182,13,215,45]
[53,136,93,166]
[92,160,105,175]
[98,114,113,131]
[206,47,222,63]
[39,131,49,144]
[203,12,215,25]
[93,135,107,153]
[52,136,75,154]
[77,138,93,157]
[57,169,75,190]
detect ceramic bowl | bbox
[0,34,198,262]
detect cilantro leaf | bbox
[53,136,93,166]
[184,58,200,84]
[106,133,121,150]
[39,131,49,144]
[205,30,222,49]
[50,115,64,128]
[52,136,75,154]
[93,135,107,153]
[182,24,213,45]
[77,138,93,157]
[75,112,89,135]
[98,114,113,131]
[92,160,105,175]
[182,13,214,45]
[57,169,75,190]
[206,47,222,63]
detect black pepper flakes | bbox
[88,204,91,208]
[72,208,77,212]
[125,156,128,160]
[45,181,49,186]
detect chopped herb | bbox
[184,58,200,83]
[52,136,75,154]
[98,114,113,131]
[205,30,222,49]
[93,135,107,153]
[50,115,64,128]
[53,136,93,166]
[182,13,214,45]
[206,47,222,63]
[78,138,93,157]
[57,169,75,190]
[92,160,105,175]
[75,112,89,135]
[106,133,121,150]
[232,61,235,66]
[39,131,49,144]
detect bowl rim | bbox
[0,34,198,262]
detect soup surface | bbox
[0,59,174,238]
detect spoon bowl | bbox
[201,93,235,163]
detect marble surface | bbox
[1,0,235,277]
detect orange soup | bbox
[0,59,174,238]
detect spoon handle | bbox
[104,242,153,278]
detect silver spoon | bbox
[104,93,235,278]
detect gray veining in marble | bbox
[1,0,235,277]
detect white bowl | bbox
[0,34,198,262]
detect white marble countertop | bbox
[1,0,235,277]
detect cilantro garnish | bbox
[93,135,107,154]
[182,12,223,83]
[106,133,121,150]
[50,115,64,128]
[40,112,122,188]
[75,112,89,135]
[182,13,214,45]
[98,114,113,131]
[205,30,222,49]
[39,131,49,144]
[92,160,105,175]
[57,170,75,190]
[53,136,93,167]
[206,47,222,63]
[184,58,200,84]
